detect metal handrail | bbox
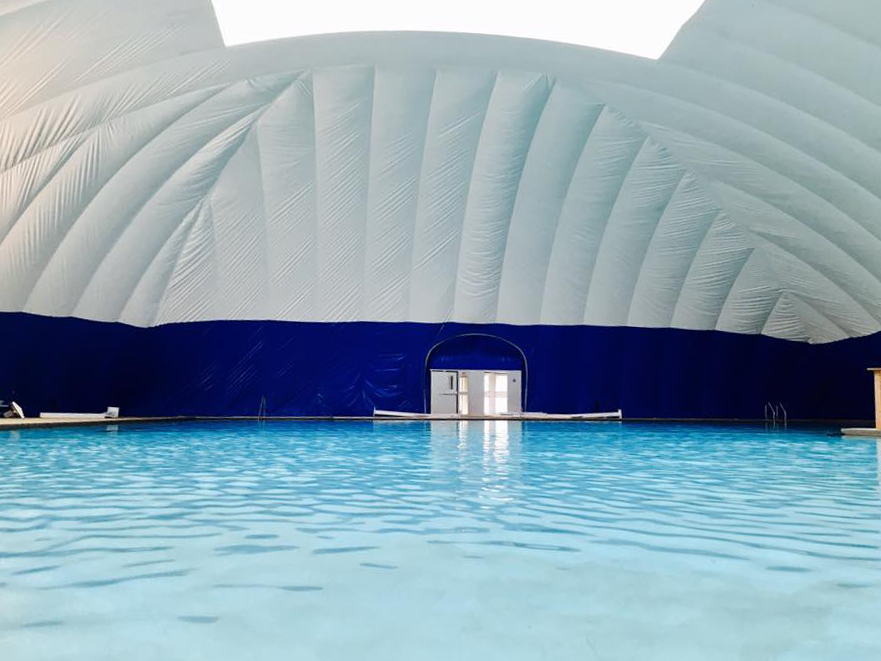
[765,402,788,428]
[764,402,776,424]
[777,403,787,427]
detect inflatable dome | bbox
[2,0,880,418]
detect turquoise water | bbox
[1,421,880,660]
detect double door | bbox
[430,370,521,416]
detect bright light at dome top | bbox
[211,0,705,60]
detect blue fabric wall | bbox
[0,311,878,420]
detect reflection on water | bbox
[481,421,515,504]
[432,421,520,504]
[483,420,511,463]
[0,421,880,661]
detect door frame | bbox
[423,334,528,413]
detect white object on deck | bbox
[841,428,881,438]
[374,409,623,421]
[40,407,121,420]
[374,410,425,418]
[515,410,624,421]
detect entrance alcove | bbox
[425,335,527,416]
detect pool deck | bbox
[1,416,873,432]
[0,415,624,431]
[0,417,185,430]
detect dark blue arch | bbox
[424,334,528,412]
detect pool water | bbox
[1,421,880,660]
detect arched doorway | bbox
[424,334,527,416]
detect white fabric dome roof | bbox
[1,0,880,344]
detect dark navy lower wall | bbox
[1,312,879,420]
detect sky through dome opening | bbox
[211,0,705,59]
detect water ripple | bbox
[1,421,880,659]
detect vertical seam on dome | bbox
[312,66,374,322]
[713,249,766,333]
[667,209,725,325]
[356,65,378,321]
[253,108,270,320]
[444,69,499,322]
[301,71,318,321]
[579,130,649,325]
[486,74,555,321]
[141,199,207,326]
[623,164,687,326]
[539,106,644,324]
[401,67,438,321]
[497,95,604,324]
[533,103,605,324]
[266,76,316,319]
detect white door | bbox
[483,371,522,415]
[430,370,459,414]
[484,372,509,415]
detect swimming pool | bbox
[1,421,880,660]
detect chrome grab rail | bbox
[777,403,787,427]
[765,402,787,428]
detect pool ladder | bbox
[257,395,268,422]
[764,402,788,429]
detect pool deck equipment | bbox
[374,410,623,421]
[40,407,120,420]
[0,417,183,431]
[842,368,881,437]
